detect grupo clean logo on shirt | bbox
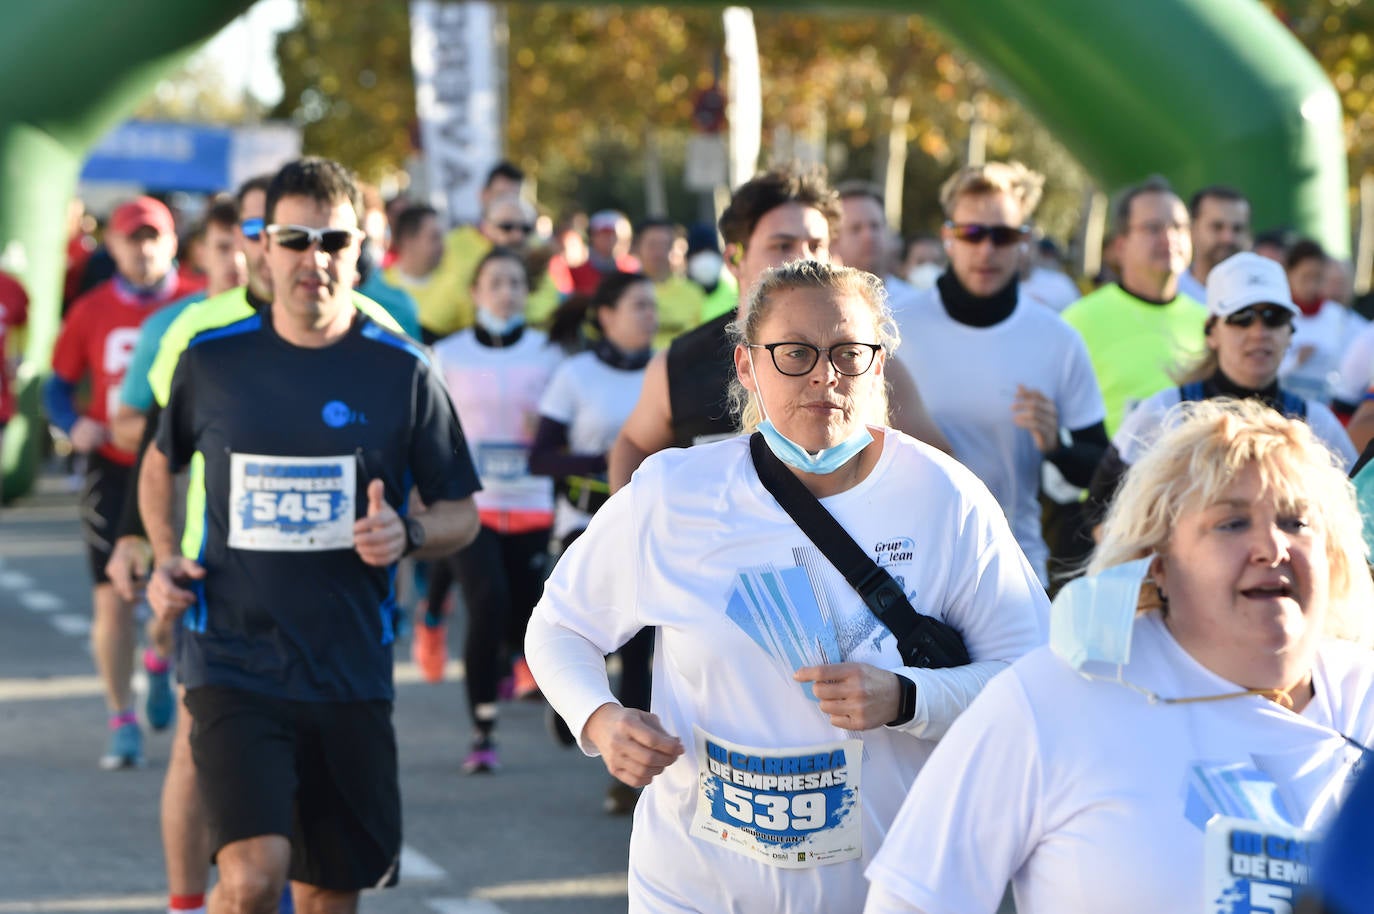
[874,537,914,567]
[321,399,367,428]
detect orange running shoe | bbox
[411,616,448,684]
[511,656,541,700]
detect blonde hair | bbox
[938,161,1045,220]
[1091,398,1373,645]
[726,260,900,433]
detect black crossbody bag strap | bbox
[748,432,970,669]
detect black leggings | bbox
[429,525,550,724]
[559,528,653,713]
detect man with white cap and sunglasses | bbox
[1088,250,1356,522]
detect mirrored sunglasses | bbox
[265,224,363,253]
[239,217,265,241]
[944,222,1029,247]
[1224,305,1293,329]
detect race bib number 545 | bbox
[690,726,862,869]
[228,453,356,552]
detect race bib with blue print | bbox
[228,453,356,552]
[690,726,862,869]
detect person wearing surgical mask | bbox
[428,246,566,774]
[866,399,1374,914]
[527,260,1045,913]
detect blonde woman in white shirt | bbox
[866,399,1374,914]
[527,260,1046,913]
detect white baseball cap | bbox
[1205,251,1299,319]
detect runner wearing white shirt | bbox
[426,247,564,773]
[1281,239,1368,404]
[528,262,1046,912]
[530,270,658,812]
[894,162,1106,585]
[866,400,1374,914]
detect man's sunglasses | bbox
[494,221,534,234]
[944,222,1030,247]
[1223,305,1293,329]
[265,224,364,253]
[240,217,265,241]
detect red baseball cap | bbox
[111,196,175,237]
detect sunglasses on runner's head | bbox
[943,222,1030,247]
[1223,305,1293,329]
[265,224,364,253]
[239,217,265,241]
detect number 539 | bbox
[721,784,826,831]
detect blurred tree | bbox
[272,0,415,182]
[1266,0,1374,188]
[134,54,265,123]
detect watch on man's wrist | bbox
[402,516,426,556]
[887,674,917,727]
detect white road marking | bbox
[50,614,92,637]
[0,892,164,911]
[425,900,507,914]
[0,570,35,589]
[400,843,447,881]
[18,591,63,613]
[0,675,105,702]
[473,872,629,899]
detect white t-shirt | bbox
[892,288,1105,583]
[1020,267,1081,313]
[1331,319,1374,405]
[433,328,564,516]
[1281,302,1369,404]
[526,429,1047,914]
[538,350,648,539]
[1113,385,1357,471]
[1176,267,1208,306]
[864,612,1374,914]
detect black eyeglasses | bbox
[749,342,882,377]
[265,224,364,253]
[240,217,264,241]
[1224,305,1293,329]
[944,222,1029,247]
[494,222,534,234]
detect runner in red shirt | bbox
[43,195,198,769]
[0,269,29,430]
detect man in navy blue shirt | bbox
[143,157,480,913]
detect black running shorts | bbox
[185,685,401,891]
[80,451,131,584]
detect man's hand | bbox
[794,662,903,730]
[69,417,108,454]
[353,479,405,567]
[583,703,685,787]
[1011,384,1060,454]
[106,535,153,602]
[147,556,206,623]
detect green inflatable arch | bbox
[0,0,1347,498]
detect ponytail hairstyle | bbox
[547,270,651,351]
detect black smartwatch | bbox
[887,674,917,727]
[402,516,426,556]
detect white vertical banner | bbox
[409,0,502,227]
[723,7,761,190]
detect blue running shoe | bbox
[100,721,143,770]
[144,651,175,731]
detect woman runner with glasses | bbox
[866,399,1374,914]
[526,260,1046,912]
[1088,252,1356,528]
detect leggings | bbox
[429,525,551,724]
[559,528,653,713]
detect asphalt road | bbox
[0,476,634,914]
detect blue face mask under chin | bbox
[476,309,525,336]
[748,348,874,476]
[757,419,873,475]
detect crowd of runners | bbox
[4,144,1374,914]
